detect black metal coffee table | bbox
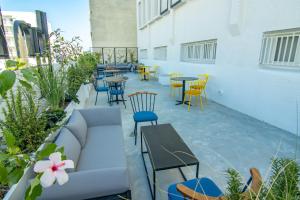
[140,124,199,200]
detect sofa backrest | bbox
[55,128,82,168]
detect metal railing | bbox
[91,47,138,65]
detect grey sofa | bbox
[39,107,130,200]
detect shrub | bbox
[0,88,47,153]
[225,158,300,200]
[77,52,99,79]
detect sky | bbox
[0,0,92,50]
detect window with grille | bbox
[181,39,217,63]
[154,46,167,60]
[140,49,148,59]
[260,28,300,68]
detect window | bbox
[160,0,168,14]
[140,49,148,59]
[181,39,217,63]
[151,0,160,19]
[260,28,300,68]
[139,0,160,28]
[154,46,167,60]
[171,0,181,7]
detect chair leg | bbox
[204,90,208,104]
[121,95,126,108]
[107,91,109,103]
[95,92,98,105]
[155,120,158,125]
[200,95,204,111]
[188,95,192,112]
[134,122,138,145]
[151,121,154,125]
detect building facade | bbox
[1,11,51,68]
[89,0,138,64]
[137,0,300,134]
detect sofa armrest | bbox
[39,167,130,200]
[78,107,122,127]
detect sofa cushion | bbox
[77,125,127,171]
[65,110,87,147]
[55,128,81,168]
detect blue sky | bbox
[1,0,92,50]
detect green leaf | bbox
[8,168,24,186]
[37,143,57,160]
[5,60,17,68]
[0,163,8,183]
[0,70,16,97]
[21,68,36,82]
[25,176,42,200]
[3,130,16,148]
[0,153,9,162]
[19,79,33,90]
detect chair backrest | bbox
[176,168,262,200]
[128,91,157,113]
[107,81,125,91]
[198,74,209,83]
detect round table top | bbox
[103,69,121,73]
[171,77,198,81]
[104,76,128,83]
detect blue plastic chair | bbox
[108,81,126,108]
[128,91,158,145]
[168,168,262,200]
[93,78,109,105]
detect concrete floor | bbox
[86,73,300,200]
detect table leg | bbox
[175,80,191,105]
[182,80,186,103]
[196,163,199,178]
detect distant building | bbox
[89,0,138,64]
[1,11,51,67]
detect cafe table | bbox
[170,76,198,105]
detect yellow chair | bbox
[190,74,209,103]
[138,66,150,80]
[169,72,183,97]
[184,80,205,112]
[149,65,159,79]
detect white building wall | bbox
[137,0,300,134]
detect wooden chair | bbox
[168,168,262,200]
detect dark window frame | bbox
[160,0,169,15]
[170,0,181,8]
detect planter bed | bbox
[3,83,93,200]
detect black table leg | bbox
[175,80,191,105]
[196,163,199,178]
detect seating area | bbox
[1,1,299,199]
[88,72,299,200]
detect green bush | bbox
[77,52,99,79]
[0,88,47,153]
[225,158,300,200]
[42,108,66,130]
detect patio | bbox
[87,73,300,200]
